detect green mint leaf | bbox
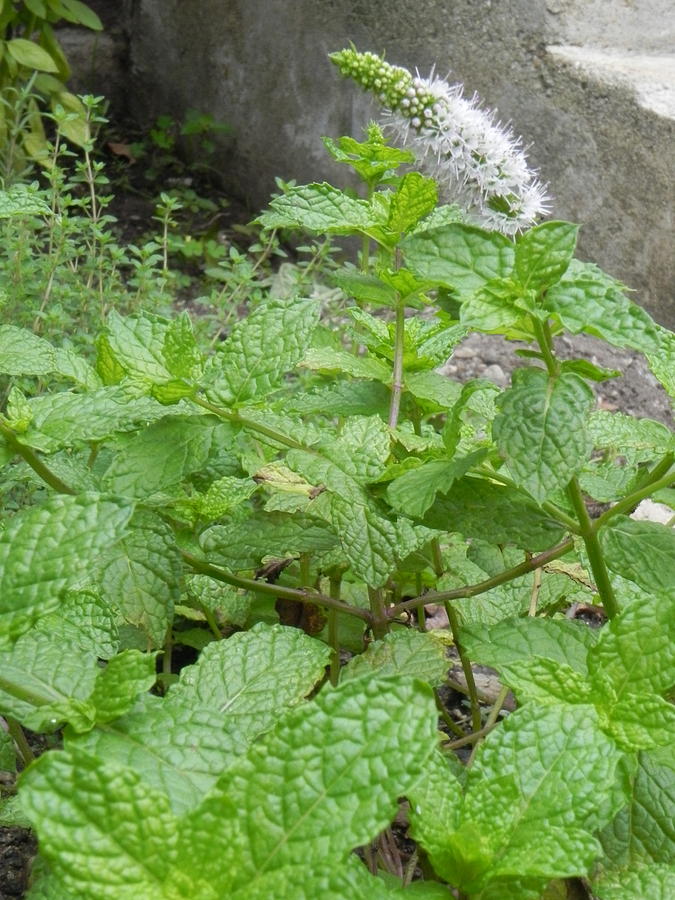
[460,617,597,675]
[423,477,566,550]
[332,269,398,308]
[459,280,524,332]
[286,380,390,417]
[588,410,673,463]
[177,474,257,523]
[545,276,660,353]
[605,694,675,751]
[259,182,376,232]
[299,345,390,381]
[405,370,463,409]
[102,310,200,390]
[74,624,330,816]
[102,415,234,498]
[598,749,675,871]
[489,825,600,881]
[35,588,119,659]
[19,387,170,453]
[498,657,593,705]
[466,704,622,833]
[493,368,594,503]
[326,414,391,481]
[178,677,438,892]
[0,182,51,218]
[201,510,338,570]
[387,172,438,235]
[185,576,250,628]
[166,623,330,739]
[0,493,133,640]
[646,326,675,399]
[0,628,94,730]
[70,697,240,815]
[89,650,157,725]
[588,593,675,697]
[204,296,319,405]
[20,746,184,900]
[386,452,486,518]
[408,748,464,865]
[53,347,101,389]
[599,516,675,594]
[100,510,182,648]
[229,857,397,900]
[341,629,450,685]
[593,864,675,900]
[0,325,56,375]
[514,221,578,292]
[402,223,515,298]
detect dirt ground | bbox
[441,330,673,428]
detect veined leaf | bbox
[258,182,377,233]
[204,296,319,405]
[386,452,486,518]
[0,325,56,375]
[102,415,234,498]
[402,223,515,298]
[514,221,578,292]
[341,629,449,685]
[588,592,675,697]
[600,516,675,594]
[166,623,330,741]
[423,476,566,550]
[493,368,594,503]
[100,510,182,648]
[177,677,438,892]
[460,617,597,676]
[20,386,172,452]
[21,747,184,900]
[598,748,675,871]
[387,172,438,235]
[0,494,133,639]
[201,510,338,570]
[299,346,390,381]
[74,625,329,815]
[545,276,660,354]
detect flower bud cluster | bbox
[331,48,550,234]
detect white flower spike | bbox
[331,48,550,235]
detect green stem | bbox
[388,300,405,428]
[368,587,390,638]
[0,421,76,494]
[6,717,34,767]
[474,466,581,533]
[467,684,510,767]
[193,396,306,450]
[595,458,675,527]
[390,537,574,617]
[200,604,223,640]
[568,476,619,619]
[328,573,342,686]
[445,602,481,733]
[180,550,372,623]
[434,690,464,738]
[531,315,559,377]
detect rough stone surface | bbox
[125,1,675,326]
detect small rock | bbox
[482,364,508,387]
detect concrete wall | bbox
[125,0,675,326]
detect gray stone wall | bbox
[125,0,675,326]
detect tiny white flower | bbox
[331,48,551,234]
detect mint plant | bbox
[0,48,673,899]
